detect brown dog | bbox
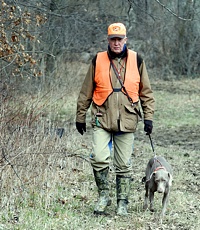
[143,156,173,217]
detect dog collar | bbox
[154,166,166,172]
[146,166,167,182]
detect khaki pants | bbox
[90,127,133,175]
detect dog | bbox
[143,156,173,218]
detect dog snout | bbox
[157,184,165,193]
[157,188,164,193]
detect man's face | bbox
[108,37,127,54]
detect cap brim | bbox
[108,35,126,39]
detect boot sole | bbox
[93,199,112,215]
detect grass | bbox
[0,72,200,229]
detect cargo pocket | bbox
[123,104,138,131]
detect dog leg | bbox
[161,191,169,217]
[143,183,149,210]
[149,190,155,212]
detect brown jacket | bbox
[76,50,155,132]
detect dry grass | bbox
[0,66,200,229]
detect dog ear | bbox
[153,172,156,177]
[168,173,173,186]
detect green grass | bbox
[154,91,199,127]
[0,76,200,229]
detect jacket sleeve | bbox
[138,60,155,121]
[76,62,95,123]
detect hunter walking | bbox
[76,22,155,216]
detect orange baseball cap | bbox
[107,23,126,38]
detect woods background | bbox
[0,0,200,95]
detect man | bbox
[76,22,155,216]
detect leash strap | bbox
[148,134,156,157]
[110,60,142,119]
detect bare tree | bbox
[1,0,199,91]
[0,0,48,88]
[127,0,200,76]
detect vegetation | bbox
[0,1,200,229]
[0,71,200,229]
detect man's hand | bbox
[76,122,86,135]
[144,120,153,135]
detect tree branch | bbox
[154,0,192,21]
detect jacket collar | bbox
[107,45,127,59]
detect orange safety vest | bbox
[93,49,140,106]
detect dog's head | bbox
[153,169,173,186]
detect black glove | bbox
[76,122,86,135]
[144,120,153,135]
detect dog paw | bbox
[143,204,148,210]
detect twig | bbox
[67,153,90,162]
[1,148,24,187]
[154,0,192,21]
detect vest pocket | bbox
[123,104,138,131]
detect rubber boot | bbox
[93,167,111,215]
[116,175,131,216]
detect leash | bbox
[148,134,164,166]
[148,134,157,158]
